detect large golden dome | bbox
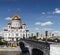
[12,14,21,20]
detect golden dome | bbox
[12,14,21,20]
[22,22,26,25]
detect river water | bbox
[0,51,20,55]
[0,44,60,55]
[0,51,30,55]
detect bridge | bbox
[19,39,54,55]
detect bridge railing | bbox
[20,39,50,55]
[20,39,50,49]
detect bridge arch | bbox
[32,48,43,55]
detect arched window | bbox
[23,34,25,37]
[20,30,22,32]
[9,26,10,28]
[16,29,18,31]
[20,34,22,37]
[16,34,18,36]
[5,34,7,36]
[9,33,10,36]
[12,33,14,36]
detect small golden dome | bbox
[4,29,8,31]
[26,30,29,32]
[12,14,21,20]
[22,22,26,25]
[8,22,11,25]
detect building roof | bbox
[12,14,21,20]
[11,27,22,29]
[4,29,8,31]
[26,30,29,32]
[11,27,16,29]
[8,22,11,25]
[22,22,26,25]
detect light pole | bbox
[45,31,49,55]
[45,31,48,42]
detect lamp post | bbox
[45,31,49,55]
[45,31,48,42]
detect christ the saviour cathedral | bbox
[3,14,29,41]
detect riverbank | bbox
[0,51,21,55]
[0,46,21,51]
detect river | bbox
[0,51,30,55]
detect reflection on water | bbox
[0,51,30,55]
[20,52,30,55]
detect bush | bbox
[3,41,8,45]
[54,38,60,42]
[0,41,3,45]
[0,41,8,45]
[42,38,55,42]
[29,36,37,40]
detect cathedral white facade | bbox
[3,14,29,41]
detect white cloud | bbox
[5,17,12,20]
[54,8,60,14]
[41,8,60,15]
[35,28,39,31]
[8,9,11,12]
[35,21,53,26]
[52,31,60,33]
[44,28,53,31]
[41,12,45,14]
[35,22,41,25]
[0,31,3,36]
[17,8,21,11]
[41,21,53,26]
[52,31,60,36]
[3,27,8,29]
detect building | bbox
[3,14,29,41]
[36,32,53,40]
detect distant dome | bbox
[12,14,21,20]
[8,22,11,25]
[22,22,26,25]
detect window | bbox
[12,33,14,36]
[20,34,22,37]
[16,34,18,36]
[5,33,7,36]
[9,30,10,32]
[16,29,18,31]
[9,26,10,28]
[20,30,22,32]
[12,30,14,32]
[9,33,10,36]
[23,30,25,33]
[23,34,25,37]
[16,23,17,26]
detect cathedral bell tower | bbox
[8,22,11,31]
[22,22,26,29]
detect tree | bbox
[0,36,3,41]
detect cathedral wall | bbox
[12,20,20,27]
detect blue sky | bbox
[0,0,60,35]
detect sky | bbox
[0,0,60,36]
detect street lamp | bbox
[45,31,48,42]
[45,31,48,52]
